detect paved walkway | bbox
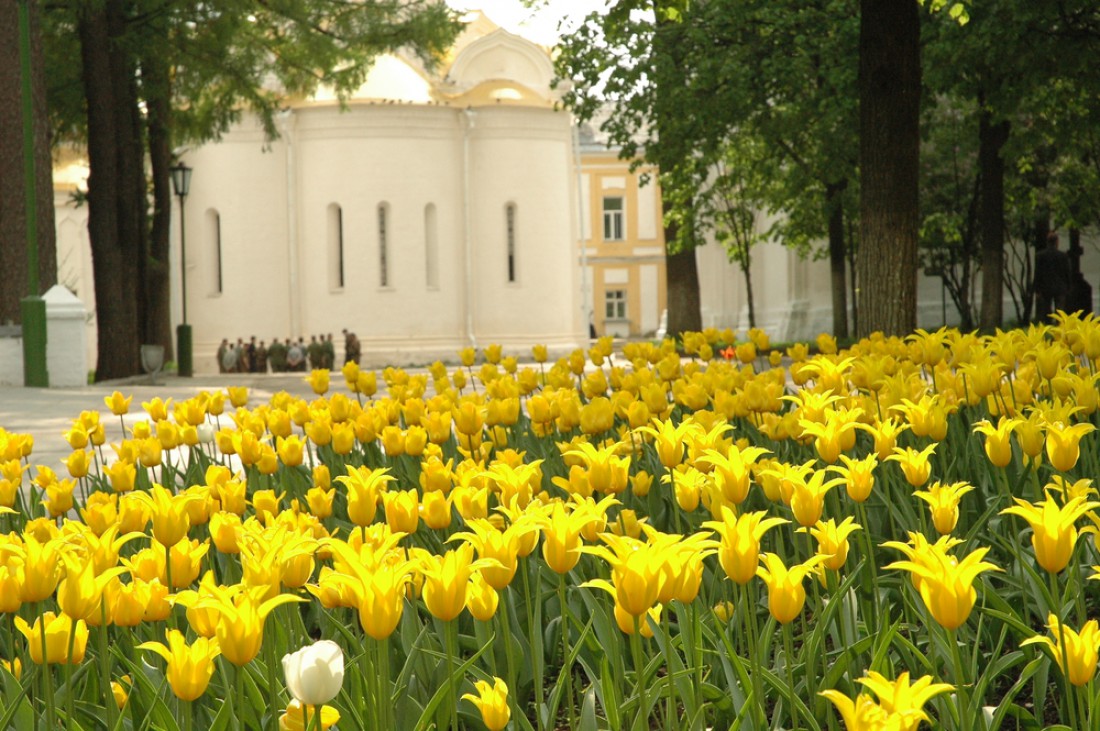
[0,372,336,472]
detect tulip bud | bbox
[282,640,345,706]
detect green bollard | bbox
[177,323,193,377]
[21,296,48,387]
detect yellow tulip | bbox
[57,552,127,623]
[634,418,701,470]
[1045,421,1095,472]
[42,478,76,518]
[756,553,827,624]
[336,466,394,528]
[540,500,601,575]
[135,484,199,548]
[421,543,492,622]
[306,487,334,520]
[614,600,662,636]
[137,630,221,701]
[15,612,88,664]
[196,588,304,666]
[583,534,664,617]
[465,571,500,621]
[324,541,417,640]
[104,391,132,416]
[915,481,975,536]
[703,507,789,585]
[858,670,954,718]
[831,453,878,503]
[63,450,92,479]
[856,418,910,461]
[886,545,999,629]
[887,444,937,488]
[279,700,341,731]
[787,467,844,526]
[821,671,952,731]
[382,489,419,535]
[801,517,862,571]
[1001,494,1099,573]
[452,518,537,590]
[696,444,769,505]
[277,435,306,468]
[972,417,1021,468]
[1022,614,1100,686]
[17,536,62,603]
[462,677,510,731]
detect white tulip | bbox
[197,424,215,444]
[282,640,344,706]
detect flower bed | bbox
[0,314,1099,729]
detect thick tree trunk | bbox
[826,180,849,338]
[80,4,142,380]
[0,0,57,323]
[143,49,174,359]
[978,108,1009,330]
[856,0,920,337]
[665,242,702,338]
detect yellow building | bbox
[578,136,667,339]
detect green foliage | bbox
[45,0,460,147]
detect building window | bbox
[205,209,222,295]
[605,289,627,320]
[378,203,389,288]
[425,204,438,289]
[603,197,624,241]
[506,203,517,283]
[328,204,344,290]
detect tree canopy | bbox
[40,0,459,379]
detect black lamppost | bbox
[170,162,193,377]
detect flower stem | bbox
[782,623,800,731]
[499,595,519,724]
[444,620,458,731]
[557,574,576,730]
[65,616,77,731]
[947,628,972,731]
[630,615,648,731]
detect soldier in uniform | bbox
[307,335,323,370]
[216,339,230,373]
[322,333,336,370]
[236,338,249,373]
[268,338,288,373]
[343,329,361,365]
[255,340,268,373]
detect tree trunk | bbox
[826,180,849,338]
[978,107,1009,331]
[0,0,57,323]
[856,0,920,337]
[741,260,755,329]
[665,241,702,338]
[143,48,174,360]
[80,4,142,380]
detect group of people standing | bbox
[216,330,361,373]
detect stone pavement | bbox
[0,372,339,473]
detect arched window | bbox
[205,209,222,295]
[328,204,344,290]
[505,203,517,283]
[378,203,390,288]
[425,203,438,289]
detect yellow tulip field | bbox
[3,313,1100,730]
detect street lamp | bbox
[170,162,193,377]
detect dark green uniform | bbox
[268,340,288,372]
